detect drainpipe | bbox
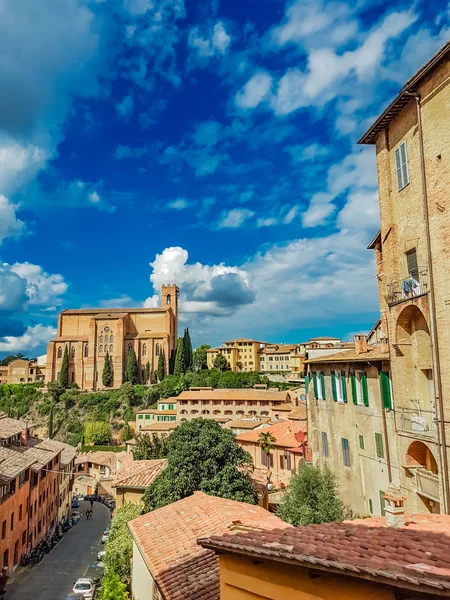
[407,91,450,514]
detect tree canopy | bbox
[193,344,210,371]
[173,337,185,376]
[0,353,27,366]
[143,419,257,512]
[132,433,169,460]
[84,421,112,445]
[183,328,193,371]
[145,361,151,383]
[104,502,143,581]
[258,431,276,456]
[213,353,229,371]
[277,463,345,526]
[157,351,165,382]
[59,346,69,388]
[102,351,112,387]
[126,348,138,384]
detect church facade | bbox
[45,285,179,389]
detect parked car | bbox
[101,528,110,544]
[64,594,85,600]
[72,578,96,600]
[71,510,81,524]
[71,497,80,509]
[97,550,106,562]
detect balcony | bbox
[397,407,436,437]
[385,269,428,306]
[416,468,440,502]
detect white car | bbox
[73,578,96,600]
[101,528,110,544]
[97,550,106,562]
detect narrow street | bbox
[7,501,110,600]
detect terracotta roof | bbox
[113,459,167,490]
[309,336,341,341]
[57,441,77,467]
[61,307,169,315]
[137,409,177,416]
[177,389,290,402]
[359,41,450,144]
[199,514,450,595]
[0,417,27,439]
[306,346,389,364]
[140,422,179,432]
[223,338,267,344]
[260,344,298,354]
[75,450,127,471]
[0,447,37,480]
[225,419,272,430]
[237,420,307,448]
[287,405,307,421]
[129,491,288,600]
[272,403,294,412]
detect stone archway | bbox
[406,441,440,513]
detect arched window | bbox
[105,335,108,344]
[128,343,133,352]
[57,347,62,359]
[261,411,269,416]
[99,335,103,343]
[85,344,89,358]
[224,410,233,415]
[213,410,221,415]
[236,410,244,415]
[201,410,210,415]
[166,294,171,306]
[155,344,160,356]
[99,345,103,353]
[143,344,147,356]
[180,418,187,422]
[110,334,114,343]
[190,409,199,415]
[104,326,110,333]
[71,347,75,358]
[180,410,188,415]
[109,344,113,353]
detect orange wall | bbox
[0,478,30,573]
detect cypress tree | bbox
[173,337,185,377]
[48,402,55,438]
[183,328,193,372]
[102,351,112,387]
[145,361,151,383]
[157,352,165,382]
[126,347,138,384]
[59,346,69,388]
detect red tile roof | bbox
[199,514,450,595]
[128,491,288,600]
[236,420,307,448]
[112,458,167,490]
[177,389,290,402]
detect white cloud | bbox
[10,262,68,307]
[167,198,191,210]
[0,137,50,197]
[212,22,231,53]
[286,143,330,164]
[188,20,231,60]
[235,72,273,109]
[143,295,160,308]
[0,195,25,245]
[283,205,299,224]
[98,295,134,307]
[116,93,134,121]
[0,324,56,353]
[218,208,255,228]
[256,218,278,228]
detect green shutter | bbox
[331,371,337,401]
[375,433,384,458]
[305,374,310,393]
[359,435,364,449]
[320,372,326,400]
[351,373,357,405]
[341,371,347,403]
[362,372,369,406]
[380,371,392,409]
[312,372,318,399]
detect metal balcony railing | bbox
[385,269,428,306]
[397,407,436,436]
[416,468,440,502]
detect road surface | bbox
[7,500,110,600]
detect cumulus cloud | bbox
[188,21,231,63]
[0,324,56,353]
[9,262,68,308]
[218,208,255,228]
[0,195,25,245]
[166,198,192,210]
[235,72,272,109]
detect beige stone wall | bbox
[177,400,279,422]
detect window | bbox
[22,531,26,546]
[341,438,350,467]
[155,344,160,356]
[321,432,329,457]
[332,371,347,403]
[71,347,75,358]
[110,344,113,353]
[284,450,292,470]
[351,371,369,406]
[380,371,393,409]
[395,142,409,191]
[138,415,143,420]
[359,435,364,450]
[57,347,62,359]
[166,293,171,305]
[375,433,384,458]
[110,334,114,343]
[99,345,103,353]
[99,335,103,343]
[1,521,5,540]
[380,490,386,516]
[85,344,88,358]
[369,499,373,514]
[19,504,22,521]
[261,449,273,468]
[10,513,14,531]
[104,335,108,344]
[143,344,147,356]
[406,248,419,279]
[104,326,110,333]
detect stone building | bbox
[258,343,301,374]
[0,356,46,385]
[206,338,266,371]
[359,41,450,514]
[45,284,179,389]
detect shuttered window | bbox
[312,372,318,399]
[395,142,409,191]
[375,433,384,458]
[380,371,393,409]
[319,372,326,400]
[351,371,369,406]
[331,371,337,401]
[305,374,310,393]
[406,248,419,278]
[322,432,329,457]
[341,438,350,467]
[359,435,364,450]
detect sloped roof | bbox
[129,491,288,600]
[236,420,307,448]
[287,405,307,421]
[177,389,290,402]
[113,459,167,490]
[306,346,389,364]
[225,419,271,430]
[0,417,27,440]
[200,513,450,596]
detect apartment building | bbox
[359,41,450,514]
[306,334,399,516]
[258,343,301,374]
[58,443,77,521]
[206,338,266,371]
[135,399,177,432]
[0,356,47,385]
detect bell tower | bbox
[161,284,179,316]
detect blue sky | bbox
[0,0,448,357]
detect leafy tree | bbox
[143,419,257,512]
[59,346,69,388]
[145,361,151,383]
[84,421,112,445]
[173,337,185,376]
[157,351,165,382]
[48,402,55,438]
[193,344,211,371]
[100,571,129,600]
[102,351,113,387]
[126,347,138,384]
[47,381,65,402]
[277,463,345,526]
[213,353,228,371]
[258,431,276,457]
[236,361,243,371]
[158,374,186,398]
[0,353,27,366]
[132,433,169,460]
[104,502,143,581]
[183,328,193,372]
[120,422,133,443]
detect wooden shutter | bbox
[406,248,418,277]
[400,142,409,187]
[395,146,403,190]
[312,372,318,399]
[305,374,310,393]
[380,371,392,409]
[362,372,369,406]
[375,433,384,458]
[331,371,337,401]
[320,372,326,400]
[341,371,347,403]
[350,372,357,405]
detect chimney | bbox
[20,423,29,447]
[380,337,389,354]
[354,334,368,355]
[383,484,407,528]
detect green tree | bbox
[145,361,151,383]
[173,337,185,376]
[277,463,345,526]
[183,328,193,372]
[47,381,65,402]
[100,571,129,600]
[84,421,112,445]
[59,346,69,388]
[0,353,26,366]
[48,402,55,438]
[104,502,143,581]
[213,353,228,371]
[193,344,211,371]
[132,433,169,460]
[143,419,257,512]
[102,351,112,387]
[258,431,276,457]
[157,352,165,382]
[126,347,138,384]
[236,361,243,371]
[120,422,133,443]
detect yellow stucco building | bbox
[359,41,450,513]
[0,357,46,385]
[206,338,266,371]
[45,284,178,389]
